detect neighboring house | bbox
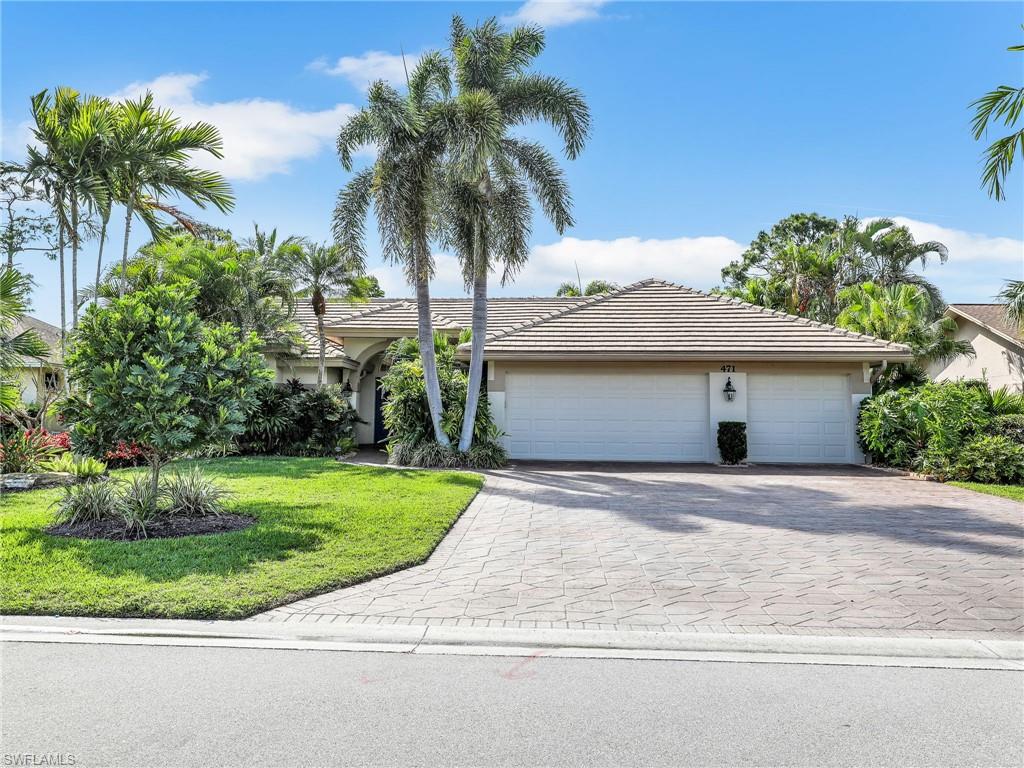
[271,279,911,464]
[929,304,1024,393]
[11,316,63,405]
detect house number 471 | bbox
[720,365,736,373]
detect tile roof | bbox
[324,297,585,334]
[947,304,1022,346]
[12,316,62,366]
[461,279,914,361]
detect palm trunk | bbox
[459,232,488,452]
[413,242,450,448]
[120,190,134,298]
[70,194,79,329]
[93,216,107,309]
[316,312,326,388]
[58,225,66,353]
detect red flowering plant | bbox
[103,440,146,468]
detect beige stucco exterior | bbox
[928,317,1024,393]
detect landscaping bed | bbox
[0,456,483,619]
[46,512,256,541]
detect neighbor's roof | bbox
[12,316,62,367]
[457,279,915,362]
[946,304,1022,347]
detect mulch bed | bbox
[46,513,255,542]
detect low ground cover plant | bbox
[858,381,1024,484]
[379,335,507,469]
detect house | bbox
[928,304,1023,393]
[272,279,913,464]
[11,316,63,405]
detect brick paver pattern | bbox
[253,464,1024,637]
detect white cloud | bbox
[308,50,424,91]
[369,235,745,298]
[110,73,357,181]
[503,0,609,28]
[891,217,1023,265]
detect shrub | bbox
[60,284,269,493]
[239,382,359,456]
[0,430,61,473]
[164,467,230,517]
[46,453,107,480]
[986,386,1024,416]
[951,436,1024,484]
[989,414,1024,445]
[103,440,146,468]
[717,421,747,465]
[387,438,507,469]
[465,440,508,469]
[118,475,167,539]
[379,335,502,465]
[53,480,121,525]
[858,382,991,468]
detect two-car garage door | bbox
[504,371,852,463]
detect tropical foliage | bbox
[379,333,506,467]
[997,279,1024,330]
[858,380,1024,483]
[59,284,269,494]
[239,381,360,456]
[555,279,618,297]
[0,266,48,415]
[970,27,1024,200]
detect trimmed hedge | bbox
[717,421,747,465]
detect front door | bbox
[373,379,389,444]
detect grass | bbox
[949,482,1024,501]
[0,457,483,619]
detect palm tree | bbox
[289,242,364,388]
[970,28,1024,200]
[997,279,1024,330]
[837,282,973,387]
[334,55,454,446]
[0,266,48,413]
[556,279,618,297]
[444,16,590,451]
[111,92,234,296]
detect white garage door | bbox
[747,375,851,463]
[505,372,708,461]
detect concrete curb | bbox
[2,616,1022,670]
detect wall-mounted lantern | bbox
[340,381,354,398]
[723,377,737,402]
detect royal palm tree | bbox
[289,242,365,388]
[970,28,1024,200]
[0,266,48,412]
[334,55,454,445]
[444,16,590,451]
[111,92,234,296]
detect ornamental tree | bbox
[60,284,269,491]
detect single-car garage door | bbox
[747,374,851,463]
[505,372,709,461]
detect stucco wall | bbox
[928,321,1024,392]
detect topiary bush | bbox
[717,421,748,465]
[988,414,1024,445]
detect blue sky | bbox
[3,1,1022,326]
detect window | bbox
[43,371,60,392]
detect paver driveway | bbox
[254,464,1024,637]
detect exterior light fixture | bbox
[723,377,737,402]
[340,381,354,397]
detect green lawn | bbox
[0,457,482,619]
[949,482,1024,501]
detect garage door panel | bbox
[748,375,850,464]
[505,372,708,461]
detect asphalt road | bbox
[1,642,1021,768]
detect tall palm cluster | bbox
[15,87,234,345]
[334,15,590,450]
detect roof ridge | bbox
[468,279,658,346]
[322,298,407,325]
